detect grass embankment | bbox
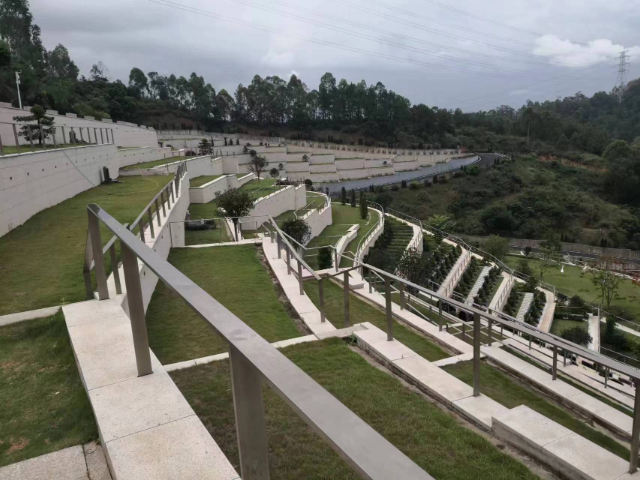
[505,255,640,323]
[550,318,588,336]
[445,361,630,459]
[0,312,97,466]
[303,203,368,270]
[190,174,224,187]
[120,155,193,171]
[2,144,78,155]
[0,175,172,316]
[340,208,381,268]
[304,279,449,361]
[146,246,303,364]
[171,338,539,480]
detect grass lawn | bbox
[550,318,588,336]
[444,361,629,459]
[0,175,173,316]
[190,174,224,187]
[146,246,304,364]
[0,312,97,467]
[120,155,193,171]
[304,203,364,270]
[239,178,284,200]
[2,144,78,155]
[340,208,381,268]
[304,279,449,361]
[171,338,538,480]
[185,221,232,245]
[505,255,640,323]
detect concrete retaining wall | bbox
[0,144,118,237]
[241,184,307,230]
[0,105,158,148]
[300,195,332,242]
[117,147,177,169]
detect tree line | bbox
[2,0,639,154]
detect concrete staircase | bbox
[516,292,534,321]
[466,266,491,304]
[386,218,414,259]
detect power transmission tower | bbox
[615,50,629,103]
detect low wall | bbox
[0,143,118,237]
[0,104,158,148]
[189,175,232,204]
[117,146,177,169]
[356,209,384,264]
[335,224,359,261]
[241,184,306,230]
[300,194,332,242]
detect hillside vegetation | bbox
[381,154,640,250]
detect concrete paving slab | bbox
[0,306,61,327]
[393,355,444,384]
[493,405,573,450]
[418,370,473,405]
[67,315,131,355]
[271,334,317,349]
[0,446,87,480]
[107,415,239,480]
[299,311,337,334]
[64,299,126,328]
[83,442,112,480]
[544,433,629,480]
[89,371,194,443]
[565,392,633,435]
[452,394,509,430]
[368,338,418,362]
[431,353,475,367]
[353,323,387,345]
[315,324,366,340]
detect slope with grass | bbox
[0,312,97,467]
[146,246,304,364]
[120,155,193,171]
[171,338,538,480]
[0,175,173,316]
[304,279,449,361]
[189,174,224,187]
[340,208,381,268]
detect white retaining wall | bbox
[188,173,255,204]
[0,144,118,237]
[116,147,178,169]
[241,184,307,230]
[300,194,332,242]
[0,104,158,148]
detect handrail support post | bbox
[385,275,393,341]
[88,210,109,300]
[473,312,481,397]
[343,271,350,327]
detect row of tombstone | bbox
[287,139,459,156]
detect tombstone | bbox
[69,130,78,144]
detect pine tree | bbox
[341,187,347,205]
[350,189,356,207]
[360,191,368,219]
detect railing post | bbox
[160,191,167,217]
[487,318,493,345]
[12,124,20,153]
[0,134,4,155]
[88,210,109,300]
[286,246,291,275]
[170,182,175,203]
[109,244,122,295]
[229,346,270,480]
[438,300,443,331]
[399,282,405,310]
[120,242,153,376]
[334,248,339,272]
[462,322,466,340]
[473,312,481,397]
[552,346,558,380]
[343,271,350,327]
[277,233,282,259]
[100,128,104,144]
[319,279,325,323]
[155,199,162,226]
[368,271,372,294]
[147,208,155,239]
[139,220,146,243]
[376,274,392,342]
[79,127,84,143]
[297,259,304,295]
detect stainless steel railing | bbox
[85,204,432,480]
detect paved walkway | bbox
[537,289,556,332]
[62,298,239,480]
[489,273,513,312]
[466,266,491,304]
[516,292,534,321]
[589,315,601,351]
[0,442,110,480]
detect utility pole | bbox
[15,71,23,110]
[616,50,629,104]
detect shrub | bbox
[391,185,399,191]
[409,182,420,190]
[281,218,312,245]
[304,178,313,187]
[317,247,333,269]
[561,326,592,346]
[401,180,407,188]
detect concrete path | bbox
[537,289,556,332]
[0,306,61,327]
[62,298,239,480]
[488,273,513,312]
[589,315,601,351]
[0,442,110,480]
[437,249,471,298]
[466,266,491,304]
[483,344,634,438]
[262,238,337,334]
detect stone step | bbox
[516,292,534,321]
[466,266,491,304]
[493,405,630,480]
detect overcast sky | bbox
[30,0,640,111]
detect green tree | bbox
[341,187,347,205]
[246,151,268,182]
[350,189,356,207]
[0,40,11,68]
[586,258,621,312]
[483,235,510,261]
[538,236,561,281]
[47,44,78,80]
[216,188,254,241]
[317,247,333,269]
[359,191,368,220]
[13,104,54,145]
[281,218,311,245]
[269,167,279,179]
[128,67,148,96]
[560,326,592,346]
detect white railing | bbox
[355,204,385,266]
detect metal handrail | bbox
[354,202,385,266]
[86,203,431,480]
